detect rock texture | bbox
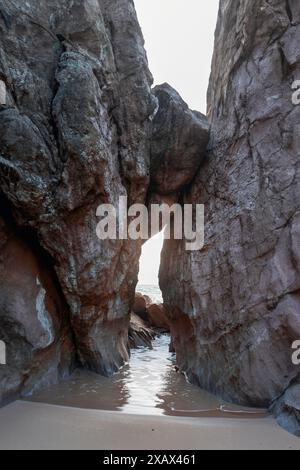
[160,0,300,434]
[128,313,155,349]
[0,0,208,402]
[0,206,74,405]
[0,0,157,384]
[150,84,209,198]
[133,294,170,331]
[133,293,152,321]
[147,304,170,332]
[272,384,300,437]
[2,0,298,438]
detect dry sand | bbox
[0,401,299,450]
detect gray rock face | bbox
[0,0,209,402]
[160,0,300,422]
[0,0,156,393]
[151,84,209,197]
[272,385,300,437]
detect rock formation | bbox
[133,293,152,321]
[160,0,300,435]
[0,0,154,397]
[128,313,155,349]
[272,384,300,437]
[0,209,75,405]
[0,0,207,402]
[0,0,299,438]
[133,294,170,331]
[150,83,209,198]
[147,304,170,332]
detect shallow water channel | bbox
[28,334,268,419]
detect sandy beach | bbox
[0,401,299,450]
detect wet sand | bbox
[2,334,298,449]
[0,401,299,450]
[26,335,269,419]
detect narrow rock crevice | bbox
[0,0,299,439]
[159,0,300,436]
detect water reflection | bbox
[27,335,268,418]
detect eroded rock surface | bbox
[0,0,156,394]
[128,313,155,349]
[160,0,300,432]
[272,384,300,437]
[150,84,209,198]
[147,304,170,332]
[0,209,74,405]
[2,0,298,438]
[133,293,152,321]
[0,0,208,402]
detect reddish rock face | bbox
[147,304,170,332]
[133,293,152,320]
[0,0,156,381]
[159,0,300,434]
[128,313,155,350]
[0,0,209,401]
[0,213,74,405]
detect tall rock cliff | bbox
[0,0,207,401]
[1,0,299,437]
[160,0,300,434]
[0,0,156,390]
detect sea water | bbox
[27,286,267,418]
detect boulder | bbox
[151,83,210,197]
[272,385,300,437]
[128,313,156,350]
[147,304,170,332]
[133,293,152,320]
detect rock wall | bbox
[1,0,299,437]
[160,0,300,431]
[0,0,208,401]
[0,0,157,384]
[0,201,75,404]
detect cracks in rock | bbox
[49,34,66,166]
[0,191,78,364]
[212,191,236,207]
[26,18,57,41]
[278,43,293,80]
[270,375,300,408]
[0,7,11,29]
[274,207,300,231]
[0,154,22,187]
[194,283,300,349]
[285,0,293,24]
[5,1,57,41]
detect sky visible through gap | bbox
[135,0,219,285]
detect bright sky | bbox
[134,0,219,112]
[138,231,165,286]
[136,0,219,285]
